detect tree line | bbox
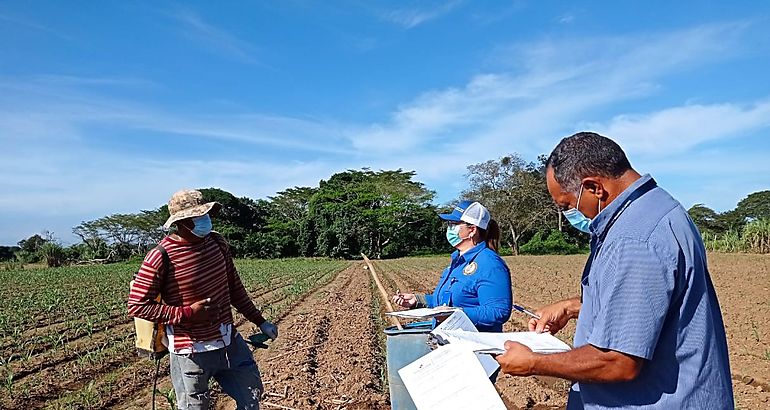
[3,154,768,267]
[686,191,770,253]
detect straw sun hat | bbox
[162,189,222,229]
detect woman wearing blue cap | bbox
[392,200,512,332]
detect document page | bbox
[398,344,507,410]
[434,309,476,332]
[432,329,571,354]
[386,306,459,319]
[432,310,500,377]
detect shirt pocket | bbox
[460,280,478,298]
[449,277,476,306]
[580,272,600,322]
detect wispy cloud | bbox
[349,22,752,159]
[382,0,463,28]
[171,9,266,66]
[0,75,350,154]
[2,21,769,244]
[0,13,71,40]
[586,101,770,155]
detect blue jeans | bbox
[169,333,263,410]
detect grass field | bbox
[0,253,768,409]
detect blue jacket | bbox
[424,243,512,332]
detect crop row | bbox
[0,258,351,409]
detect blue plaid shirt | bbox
[569,175,733,409]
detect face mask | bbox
[190,214,212,238]
[562,185,598,234]
[445,224,464,247]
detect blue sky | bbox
[2,1,770,245]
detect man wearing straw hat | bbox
[128,189,278,410]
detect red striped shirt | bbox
[127,233,265,351]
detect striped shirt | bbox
[127,233,265,352]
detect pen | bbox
[513,304,541,320]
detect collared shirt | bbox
[424,243,512,332]
[570,174,733,409]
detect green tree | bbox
[267,187,317,257]
[687,204,726,234]
[16,233,50,263]
[735,190,770,221]
[196,188,273,257]
[0,246,19,261]
[307,169,444,259]
[73,209,166,260]
[463,154,558,255]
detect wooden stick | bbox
[262,402,299,410]
[325,398,350,405]
[361,253,403,330]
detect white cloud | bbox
[0,12,71,40]
[2,21,769,244]
[349,22,751,159]
[0,76,352,154]
[382,0,463,28]
[587,101,770,155]
[171,10,266,66]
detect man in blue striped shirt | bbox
[495,132,733,409]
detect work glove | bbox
[259,321,278,340]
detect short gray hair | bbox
[546,132,632,193]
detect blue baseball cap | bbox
[438,200,490,229]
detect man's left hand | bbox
[495,341,536,376]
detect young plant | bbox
[2,366,13,395]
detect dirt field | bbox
[2,253,767,409]
[372,253,770,409]
[200,253,769,410]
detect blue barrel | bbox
[384,321,433,410]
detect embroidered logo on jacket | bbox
[463,262,478,275]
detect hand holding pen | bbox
[523,298,581,335]
[513,304,541,320]
[392,289,417,308]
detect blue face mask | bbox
[190,214,212,238]
[562,185,596,234]
[445,224,464,247]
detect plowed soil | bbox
[375,253,770,409]
[9,253,766,409]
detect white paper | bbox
[432,329,571,354]
[429,310,501,377]
[386,306,459,319]
[434,309,477,333]
[476,352,500,377]
[398,344,506,410]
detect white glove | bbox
[259,321,278,340]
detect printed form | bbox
[386,306,459,319]
[398,344,507,410]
